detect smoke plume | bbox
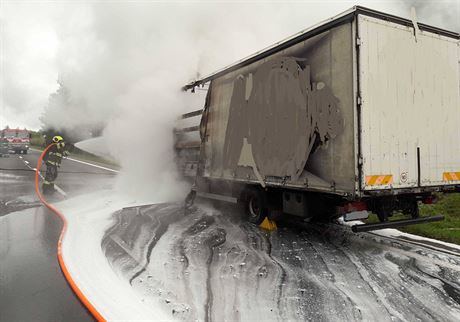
[2,0,458,201]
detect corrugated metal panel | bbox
[358,15,460,190]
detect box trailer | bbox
[177,6,460,231]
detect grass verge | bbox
[366,193,460,245]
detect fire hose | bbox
[35,143,105,322]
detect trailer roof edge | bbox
[183,6,459,91]
[355,6,459,39]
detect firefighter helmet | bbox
[52,135,64,143]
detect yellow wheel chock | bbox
[259,217,277,231]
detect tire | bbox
[375,202,392,222]
[245,189,267,225]
[23,150,28,154]
[184,190,196,208]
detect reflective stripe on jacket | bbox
[44,144,67,166]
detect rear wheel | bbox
[374,201,392,222]
[184,190,196,208]
[245,190,267,225]
[401,198,420,219]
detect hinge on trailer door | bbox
[357,94,362,106]
[356,37,361,47]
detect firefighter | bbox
[42,135,69,194]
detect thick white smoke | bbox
[2,0,459,201]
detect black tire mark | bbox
[128,205,184,284]
[413,262,460,306]
[242,224,287,320]
[291,229,363,321]
[380,254,439,321]
[202,228,226,322]
[101,203,184,284]
[173,215,216,317]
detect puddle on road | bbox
[0,172,23,179]
[0,197,42,216]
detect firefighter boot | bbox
[42,181,55,195]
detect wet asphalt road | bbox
[102,203,460,322]
[2,149,460,321]
[0,149,116,321]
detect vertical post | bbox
[417,147,421,187]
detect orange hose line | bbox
[35,144,106,322]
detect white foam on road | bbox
[338,216,460,252]
[54,193,460,321]
[56,191,172,321]
[373,227,460,252]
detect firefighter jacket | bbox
[44,143,69,167]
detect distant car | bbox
[0,139,9,157]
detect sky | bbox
[0,0,459,199]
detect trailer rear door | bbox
[358,15,460,191]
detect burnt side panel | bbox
[202,22,355,194]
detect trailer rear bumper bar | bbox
[351,215,444,233]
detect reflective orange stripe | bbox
[365,174,393,186]
[443,172,460,181]
[367,175,378,185]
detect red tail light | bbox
[338,201,367,215]
[422,195,437,204]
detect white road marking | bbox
[36,168,67,197]
[30,147,119,173]
[64,157,119,173]
[20,157,67,197]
